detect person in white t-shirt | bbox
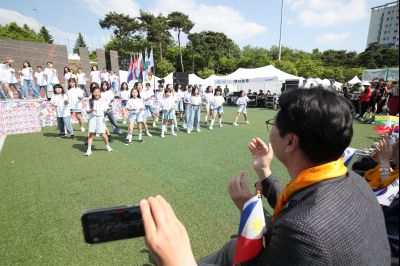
[209,88,225,130]
[44,62,59,98]
[188,86,202,133]
[85,85,113,156]
[202,86,214,126]
[101,81,121,134]
[90,65,101,84]
[160,87,177,138]
[233,90,250,126]
[76,68,89,97]
[66,78,85,132]
[125,88,145,144]
[6,62,22,99]
[110,71,119,93]
[49,84,75,139]
[34,66,48,99]
[119,82,130,124]
[183,85,192,129]
[100,68,109,83]
[152,83,164,127]
[135,82,153,137]
[63,67,72,91]
[20,61,40,99]
[0,59,16,100]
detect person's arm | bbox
[140,196,197,266]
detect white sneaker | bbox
[245,121,250,124]
[183,124,187,129]
[233,123,238,126]
[123,120,127,125]
[81,127,86,132]
[187,130,191,134]
[85,150,92,156]
[106,146,113,152]
[208,126,213,130]
[146,131,153,137]
[196,129,201,132]
[161,134,165,138]
[96,133,100,137]
[172,132,177,136]
[219,124,223,128]
[152,123,156,127]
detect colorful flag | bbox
[135,52,143,82]
[393,120,399,137]
[373,116,399,135]
[149,48,154,68]
[143,49,150,81]
[342,147,356,167]
[233,195,266,265]
[127,55,134,83]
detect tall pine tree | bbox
[39,26,53,44]
[73,33,87,55]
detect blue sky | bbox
[0,0,390,53]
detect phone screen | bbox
[81,205,144,244]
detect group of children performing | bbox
[49,78,252,156]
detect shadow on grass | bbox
[140,249,157,266]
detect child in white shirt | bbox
[160,87,177,138]
[66,78,85,132]
[120,82,130,124]
[125,88,145,144]
[209,88,225,130]
[202,86,214,125]
[34,66,48,99]
[50,84,75,139]
[233,90,250,126]
[188,87,202,133]
[85,86,113,156]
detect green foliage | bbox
[39,26,53,44]
[73,32,87,55]
[197,67,215,79]
[156,58,176,77]
[0,22,45,43]
[273,61,298,76]
[88,50,97,62]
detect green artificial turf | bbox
[0,107,379,265]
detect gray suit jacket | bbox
[251,171,391,266]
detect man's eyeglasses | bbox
[265,119,275,132]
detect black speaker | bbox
[248,95,257,107]
[285,79,299,90]
[173,72,189,88]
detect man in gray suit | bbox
[139,89,391,266]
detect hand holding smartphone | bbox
[81,204,144,244]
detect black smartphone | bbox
[81,204,144,244]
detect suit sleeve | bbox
[261,175,283,209]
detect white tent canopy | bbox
[348,76,361,85]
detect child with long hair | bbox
[209,88,225,130]
[202,86,214,125]
[66,78,85,132]
[152,84,164,127]
[120,82,130,124]
[100,81,121,134]
[125,88,145,144]
[90,65,101,84]
[85,85,113,156]
[49,84,75,139]
[20,61,39,99]
[134,82,152,137]
[160,87,177,138]
[188,86,202,133]
[233,90,250,126]
[183,85,192,129]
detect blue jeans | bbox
[57,116,74,135]
[145,105,155,118]
[79,84,89,97]
[9,83,22,98]
[184,103,191,125]
[105,110,120,133]
[0,81,7,99]
[37,85,48,98]
[189,105,201,131]
[23,79,40,98]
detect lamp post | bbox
[278,0,284,61]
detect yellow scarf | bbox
[272,158,348,221]
[365,166,399,190]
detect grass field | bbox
[0,106,379,265]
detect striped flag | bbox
[373,116,399,135]
[342,147,356,167]
[127,55,134,83]
[233,195,266,265]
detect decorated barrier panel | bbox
[0,99,124,134]
[0,104,41,136]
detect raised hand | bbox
[227,171,253,212]
[248,138,273,179]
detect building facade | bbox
[366,1,399,49]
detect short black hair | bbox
[275,89,353,164]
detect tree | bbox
[156,58,175,77]
[99,12,141,53]
[197,67,215,79]
[73,32,87,55]
[274,61,298,76]
[138,11,172,60]
[0,22,45,43]
[39,26,53,44]
[167,11,194,72]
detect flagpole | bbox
[278,0,284,61]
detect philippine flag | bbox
[341,147,356,167]
[233,195,266,265]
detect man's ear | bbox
[284,133,299,153]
